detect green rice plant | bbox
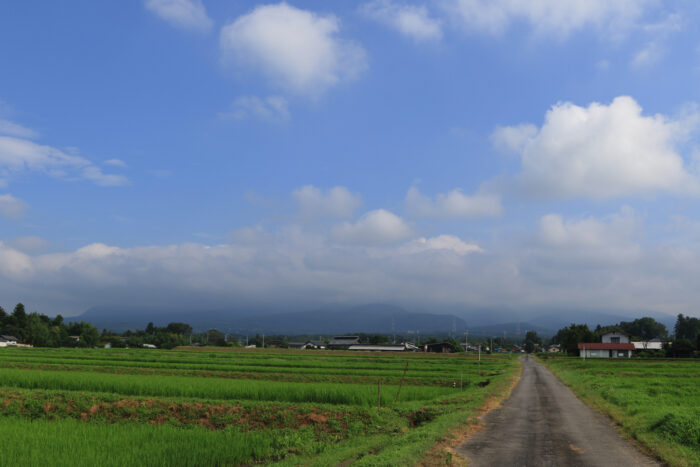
[0,417,327,466]
[0,368,455,406]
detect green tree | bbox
[552,324,594,356]
[524,331,541,353]
[674,314,700,344]
[26,313,52,347]
[619,317,667,340]
[667,338,695,357]
[166,322,192,336]
[12,303,28,329]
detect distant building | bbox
[328,336,360,350]
[578,343,634,358]
[632,338,664,351]
[578,331,634,358]
[142,344,157,349]
[348,343,419,352]
[424,342,455,353]
[287,341,311,350]
[0,335,19,347]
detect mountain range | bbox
[71,303,678,337]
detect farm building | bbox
[287,342,308,349]
[328,336,360,350]
[632,338,664,351]
[287,340,328,350]
[348,343,419,352]
[424,342,455,353]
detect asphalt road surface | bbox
[456,355,660,467]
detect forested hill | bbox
[74,304,467,334]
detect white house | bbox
[578,332,634,358]
[0,335,19,347]
[601,331,630,344]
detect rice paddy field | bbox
[0,347,518,466]
[541,356,700,467]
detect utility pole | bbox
[262,333,265,348]
[465,330,469,351]
[392,316,396,344]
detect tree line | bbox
[0,304,100,347]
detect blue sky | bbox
[1,0,700,318]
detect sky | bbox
[1,0,700,319]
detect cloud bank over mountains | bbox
[4,93,700,316]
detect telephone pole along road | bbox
[457,355,660,467]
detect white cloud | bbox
[332,209,412,245]
[405,186,502,218]
[293,185,361,219]
[220,95,289,122]
[220,3,367,95]
[402,235,482,255]
[361,0,442,42]
[631,41,665,68]
[490,123,538,153]
[630,13,682,69]
[0,119,39,139]
[0,194,27,218]
[0,136,128,187]
[494,96,700,199]
[104,159,127,168]
[145,0,213,32]
[444,0,654,38]
[0,243,32,279]
[81,166,130,187]
[536,208,641,263]
[3,206,700,317]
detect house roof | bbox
[329,336,360,345]
[577,343,635,350]
[0,335,18,341]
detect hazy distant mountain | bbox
[73,303,677,337]
[73,303,468,335]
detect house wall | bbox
[601,332,630,344]
[579,349,632,358]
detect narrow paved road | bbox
[456,355,660,467]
